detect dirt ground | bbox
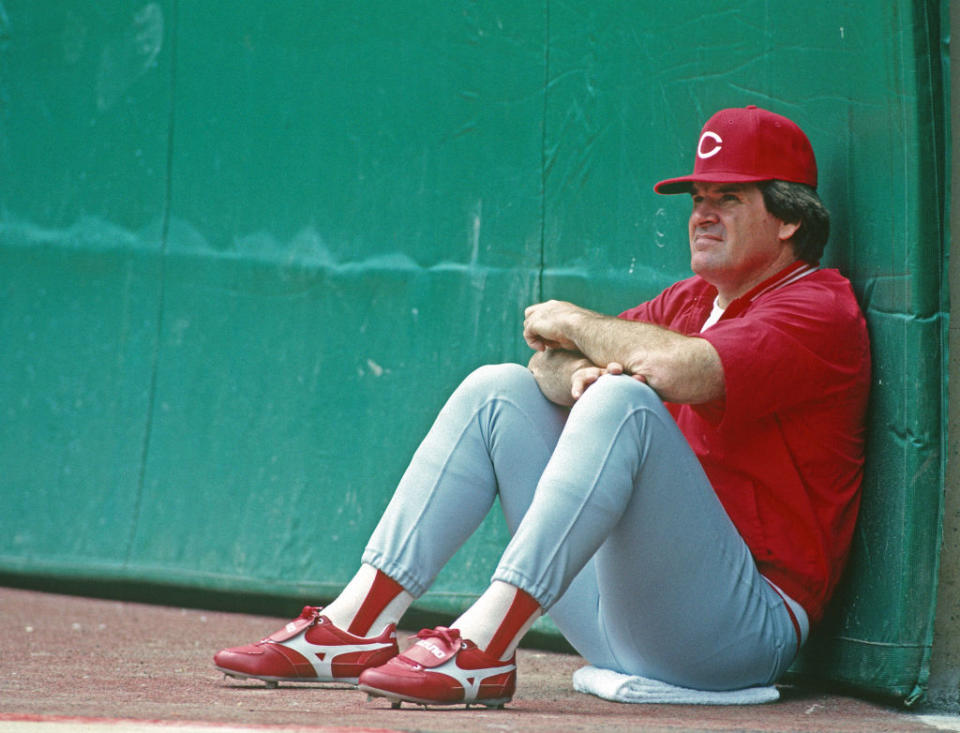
[1,586,956,733]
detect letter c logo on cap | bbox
[698,131,723,159]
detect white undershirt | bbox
[700,296,726,332]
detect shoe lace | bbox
[415,626,462,648]
[298,606,323,624]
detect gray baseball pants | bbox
[362,363,805,690]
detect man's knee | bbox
[460,362,536,397]
[578,374,665,413]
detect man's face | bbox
[687,182,797,304]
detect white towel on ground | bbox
[572,665,780,705]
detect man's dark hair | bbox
[759,180,830,263]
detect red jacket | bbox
[619,263,870,622]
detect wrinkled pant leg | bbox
[362,363,567,598]
[493,374,798,690]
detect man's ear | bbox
[778,220,800,242]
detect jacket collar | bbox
[719,260,819,321]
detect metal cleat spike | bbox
[391,701,402,709]
[264,680,278,689]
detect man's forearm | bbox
[524,300,724,404]
[565,310,723,403]
[527,349,593,407]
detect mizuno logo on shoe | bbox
[415,639,448,659]
[451,663,515,701]
[277,634,394,679]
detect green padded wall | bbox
[0,1,948,702]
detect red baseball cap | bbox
[654,105,818,194]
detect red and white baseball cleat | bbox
[357,626,516,708]
[214,606,398,687]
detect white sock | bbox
[452,581,542,661]
[321,563,414,636]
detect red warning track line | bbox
[0,713,402,733]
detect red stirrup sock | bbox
[481,586,542,660]
[347,568,406,636]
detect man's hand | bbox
[523,300,593,352]
[570,362,647,400]
[528,349,591,406]
[529,351,648,406]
